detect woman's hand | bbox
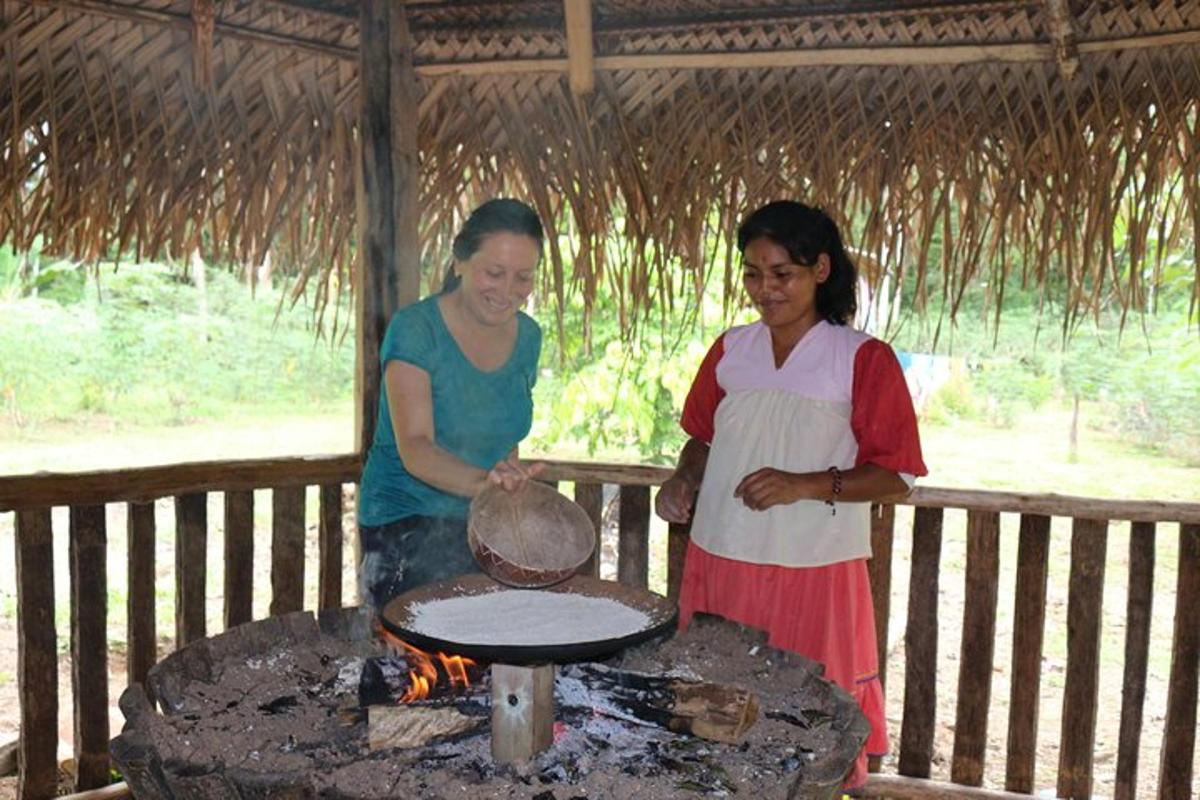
[486,455,545,492]
[734,468,807,511]
[655,475,698,523]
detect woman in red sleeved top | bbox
[656,201,926,791]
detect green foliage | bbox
[920,373,978,426]
[0,261,354,430]
[974,355,1056,427]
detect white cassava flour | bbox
[405,590,653,646]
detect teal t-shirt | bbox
[357,295,541,526]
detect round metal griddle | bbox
[381,574,678,664]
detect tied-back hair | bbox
[736,201,858,325]
[440,198,545,294]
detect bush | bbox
[920,372,979,425]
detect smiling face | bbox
[454,231,540,326]
[741,236,830,344]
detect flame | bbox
[379,627,477,703]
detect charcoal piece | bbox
[258,695,299,714]
[358,656,411,706]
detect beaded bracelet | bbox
[825,466,843,516]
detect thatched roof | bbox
[2,1,1199,333]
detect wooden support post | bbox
[270,486,306,616]
[174,493,207,646]
[70,505,110,790]
[355,0,421,460]
[223,489,254,628]
[490,663,555,764]
[127,502,157,689]
[617,485,650,589]
[15,508,57,800]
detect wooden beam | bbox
[1043,0,1080,80]
[3,458,1200,524]
[30,0,1200,76]
[4,459,1200,524]
[418,30,1200,76]
[563,0,594,95]
[0,454,360,512]
[29,0,356,61]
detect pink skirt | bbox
[677,540,887,789]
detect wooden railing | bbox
[1,457,1197,800]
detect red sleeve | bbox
[680,334,726,444]
[851,340,928,476]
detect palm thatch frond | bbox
[1,0,1197,336]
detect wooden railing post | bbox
[617,485,650,589]
[223,490,254,628]
[1114,521,1155,800]
[866,502,895,774]
[15,508,57,800]
[951,510,1001,786]
[1158,523,1199,800]
[574,482,603,578]
[270,486,306,615]
[899,506,942,779]
[69,504,110,790]
[127,502,157,691]
[1057,517,1108,799]
[1005,513,1051,793]
[318,483,344,610]
[175,493,208,646]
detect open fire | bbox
[377,626,483,703]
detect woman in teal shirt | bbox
[357,199,545,610]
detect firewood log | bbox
[563,664,759,744]
[367,705,485,751]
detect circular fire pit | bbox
[111,605,870,800]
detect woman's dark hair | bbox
[440,198,545,293]
[735,200,858,325]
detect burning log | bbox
[367,705,485,750]
[562,663,759,744]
